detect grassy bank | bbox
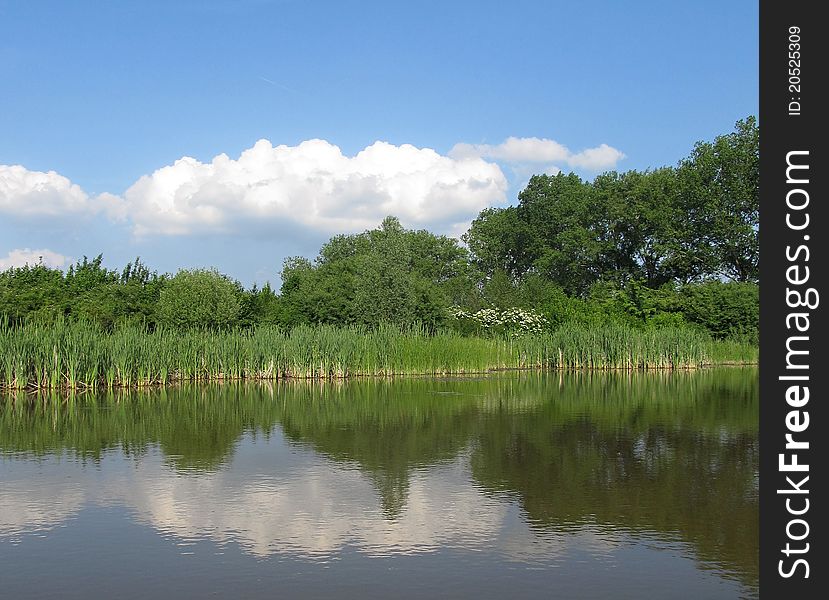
[0,320,756,390]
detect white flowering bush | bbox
[449,306,548,336]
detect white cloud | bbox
[450,137,569,163]
[567,143,627,171]
[0,165,88,216]
[0,248,70,270]
[1,134,623,245]
[449,137,625,172]
[0,164,124,219]
[122,139,508,237]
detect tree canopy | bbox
[156,269,241,329]
[279,216,472,329]
[464,117,759,294]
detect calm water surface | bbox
[1,369,758,599]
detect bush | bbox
[681,281,759,340]
[156,269,242,329]
[541,286,630,329]
[449,306,547,336]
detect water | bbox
[1,369,758,599]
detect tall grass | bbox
[0,319,754,390]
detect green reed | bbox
[0,319,755,390]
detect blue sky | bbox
[0,0,758,285]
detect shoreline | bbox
[0,361,759,393]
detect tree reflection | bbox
[1,369,757,588]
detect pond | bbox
[1,369,758,599]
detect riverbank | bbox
[0,321,757,390]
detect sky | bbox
[0,0,758,286]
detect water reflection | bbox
[1,370,758,598]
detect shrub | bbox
[449,306,548,336]
[156,269,242,329]
[681,281,759,340]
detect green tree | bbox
[463,207,533,281]
[464,117,759,296]
[517,173,602,294]
[64,255,119,327]
[677,116,759,282]
[112,257,167,327]
[63,255,165,329]
[465,173,603,296]
[279,254,358,326]
[0,262,67,324]
[239,282,283,327]
[681,281,759,340]
[156,269,242,329]
[280,217,470,328]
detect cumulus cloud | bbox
[122,139,508,237]
[567,143,627,171]
[1,134,623,243]
[0,164,124,219]
[450,137,570,163]
[0,248,70,270]
[449,136,625,172]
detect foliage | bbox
[279,216,472,329]
[449,306,548,336]
[676,116,759,282]
[156,269,242,329]
[0,256,166,330]
[0,262,66,324]
[681,280,759,341]
[465,117,759,293]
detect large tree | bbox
[676,116,759,282]
[464,173,602,295]
[280,217,472,328]
[464,117,759,293]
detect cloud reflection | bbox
[1,443,603,563]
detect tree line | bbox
[0,117,758,341]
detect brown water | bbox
[0,369,758,599]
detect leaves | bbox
[279,217,471,329]
[466,118,759,293]
[156,269,242,329]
